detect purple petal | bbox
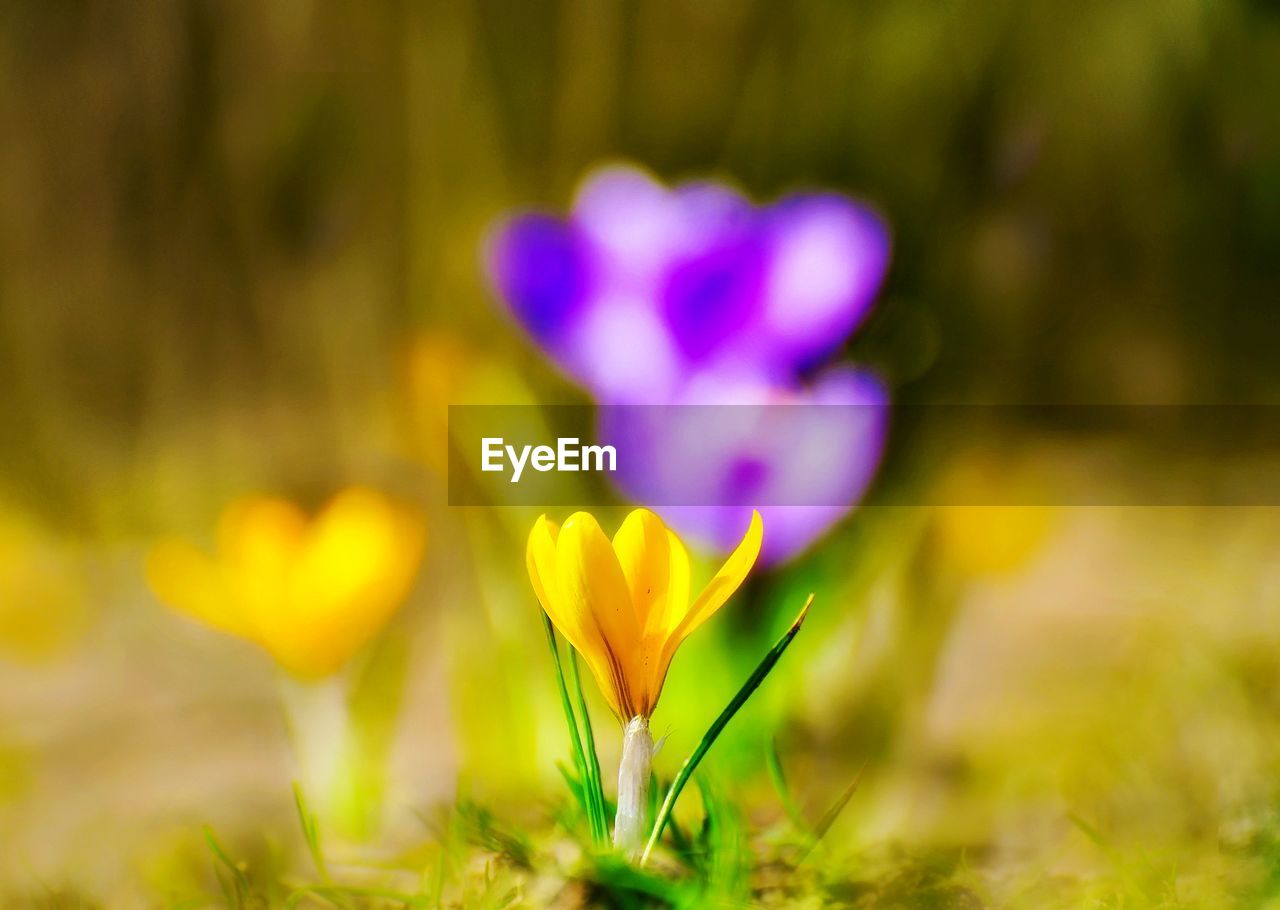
[674,182,755,240]
[660,205,767,362]
[573,296,682,403]
[602,367,888,564]
[572,165,681,286]
[487,213,593,347]
[760,194,891,365]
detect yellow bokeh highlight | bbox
[934,506,1054,576]
[933,450,1056,576]
[402,331,537,475]
[147,488,425,678]
[0,509,88,663]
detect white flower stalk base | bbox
[614,715,654,857]
[278,673,355,828]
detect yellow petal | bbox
[612,509,697,714]
[526,514,561,615]
[217,497,308,620]
[662,530,691,634]
[528,515,621,717]
[217,497,308,571]
[640,527,691,710]
[667,509,762,652]
[611,509,674,635]
[557,512,642,718]
[146,539,252,640]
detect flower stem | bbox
[614,715,654,858]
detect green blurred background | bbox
[2,1,1280,906]
[4,0,1279,526]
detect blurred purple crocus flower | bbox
[488,164,890,404]
[484,163,892,563]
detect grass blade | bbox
[203,826,252,907]
[567,646,608,845]
[556,763,585,803]
[765,737,810,837]
[812,763,865,841]
[540,612,593,832]
[589,855,683,904]
[1070,813,1159,902]
[641,594,814,866]
[696,776,748,901]
[795,762,866,865]
[292,781,330,882]
[541,610,607,845]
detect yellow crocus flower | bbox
[526,507,762,853]
[527,507,762,721]
[147,487,425,678]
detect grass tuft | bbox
[202,826,257,909]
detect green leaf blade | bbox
[641,593,814,866]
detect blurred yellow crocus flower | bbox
[147,487,425,678]
[527,507,762,853]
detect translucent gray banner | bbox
[447,404,1280,506]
